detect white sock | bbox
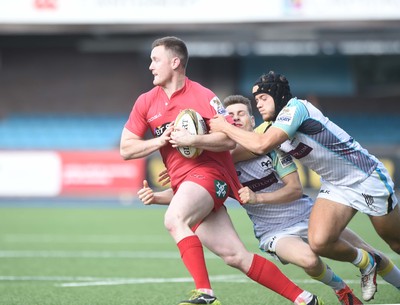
[351,248,364,265]
[294,290,314,305]
[378,259,400,290]
[312,264,346,291]
[352,248,373,273]
[197,288,214,296]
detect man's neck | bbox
[162,75,186,98]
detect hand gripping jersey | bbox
[124,77,241,199]
[235,149,313,239]
[273,98,382,186]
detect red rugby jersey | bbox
[125,77,241,199]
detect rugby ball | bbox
[174,109,207,158]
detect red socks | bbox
[247,254,303,302]
[177,238,304,301]
[177,235,211,290]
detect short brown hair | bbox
[152,36,189,69]
[223,95,253,116]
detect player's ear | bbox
[251,115,256,128]
[171,56,180,70]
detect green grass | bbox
[0,205,399,305]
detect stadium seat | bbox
[0,114,126,150]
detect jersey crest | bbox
[276,106,295,125]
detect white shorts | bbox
[259,219,309,264]
[317,167,398,216]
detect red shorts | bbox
[173,167,231,211]
[172,165,242,233]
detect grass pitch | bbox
[0,203,399,305]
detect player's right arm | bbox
[120,126,172,160]
[121,93,174,160]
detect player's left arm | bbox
[239,171,303,205]
[210,115,289,156]
[231,122,275,163]
[170,126,236,152]
[190,132,236,151]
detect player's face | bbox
[149,46,175,86]
[252,85,276,121]
[225,103,255,131]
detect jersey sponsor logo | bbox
[276,106,295,125]
[242,173,278,192]
[287,142,313,159]
[210,97,227,115]
[279,154,293,168]
[319,189,330,194]
[260,159,273,169]
[154,122,172,137]
[147,112,161,123]
[214,180,227,198]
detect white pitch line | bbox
[0,250,223,259]
[0,275,391,288]
[59,278,391,288]
[0,274,248,287]
[0,275,110,281]
[0,250,182,259]
[58,276,248,287]
[0,234,170,244]
[0,250,398,261]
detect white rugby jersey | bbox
[235,150,313,240]
[273,98,381,186]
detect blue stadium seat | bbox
[0,114,126,150]
[1,113,398,150]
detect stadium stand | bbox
[327,113,400,145]
[0,114,126,150]
[0,112,398,151]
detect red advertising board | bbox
[59,150,145,196]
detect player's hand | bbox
[137,180,155,205]
[238,186,257,204]
[170,126,195,147]
[159,123,174,147]
[209,114,228,133]
[158,169,171,186]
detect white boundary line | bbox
[0,234,171,244]
[0,250,183,259]
[0,250,398,260]
[0,275,392,287]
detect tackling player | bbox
[209,71,400,302]
[143,95,400,305]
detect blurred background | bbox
[1,0,400,203]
